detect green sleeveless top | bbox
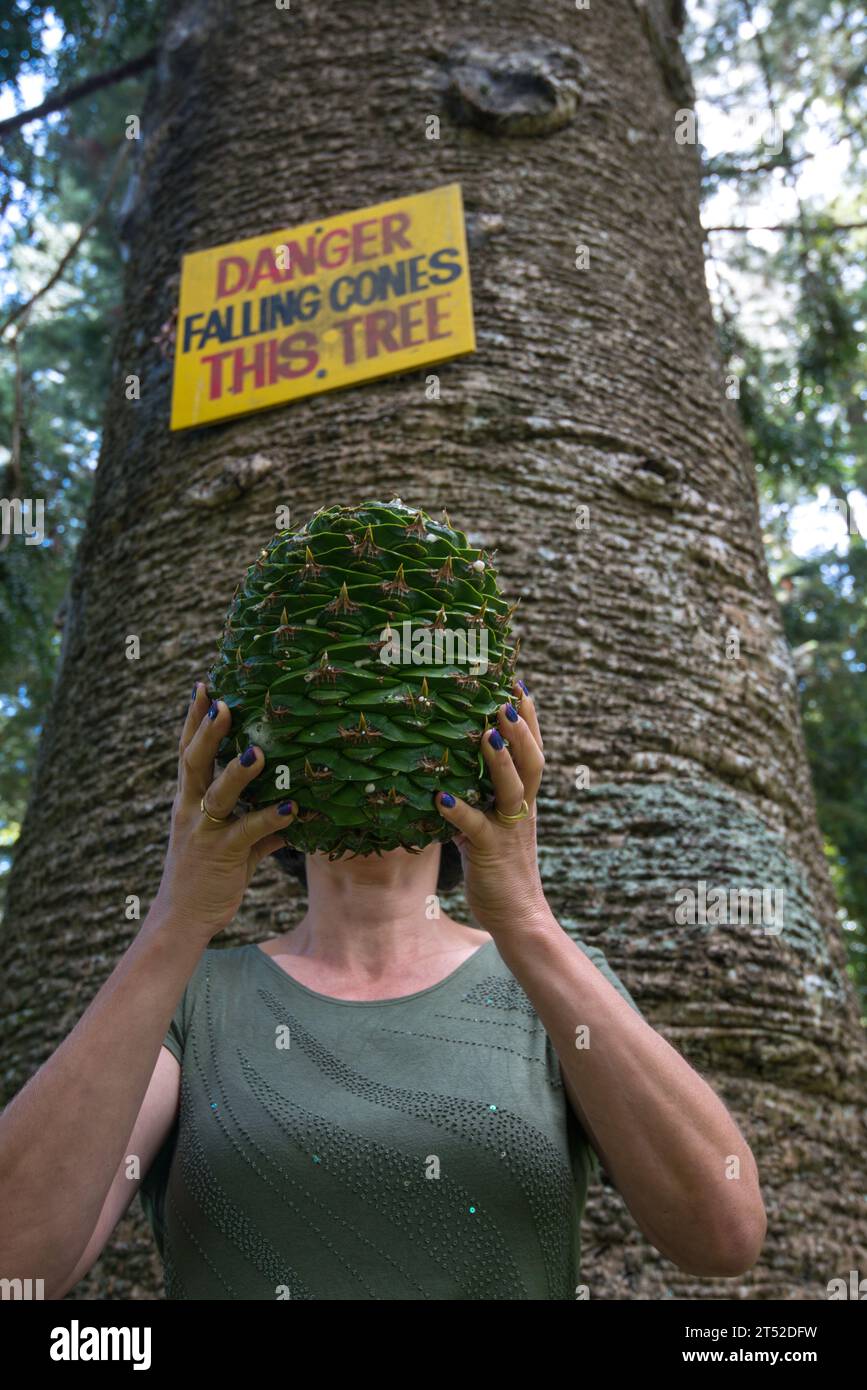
[139,935,642,1300]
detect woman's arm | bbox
[0,913,201,1298]
[52,1046,182,1299]
[0,685,297,1298]
[493,914,766,1277]
[435,677,766,1278]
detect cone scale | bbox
[208,498,520,856]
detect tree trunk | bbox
[3,0,864,1300]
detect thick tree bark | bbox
[3,0,864,1300]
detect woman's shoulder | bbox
[182,941,255,994]
[200,941,255,970]
[459,932,642,1018]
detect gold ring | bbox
[200,794,230,825]
[494,798,530,826]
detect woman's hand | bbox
[434,677,549,937]
[153,683,298,941]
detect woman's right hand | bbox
[153,683,298,941]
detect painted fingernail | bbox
[240,746,257,767]
[489,729,505,750]
[278,800,295,815]
[505,703,519,722]
[191,683,199,702]
[518,679,529,695]
[440,792,456,807]
[208,700,219,720]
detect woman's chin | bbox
[310,842,440,873]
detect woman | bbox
[0,677,766,1300]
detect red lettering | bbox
[381,212,412,254]
[425,291,452,342]
[248,247,283,293]
[334,292,453,368]
[201,346,233,398]
[201,333,319,398]
[216,255,249,299]
[285,235,316,277]
[364,309,401,358]
[398,298,425,348]
[334,315,364,365]
[276,330,319,378]
[319,228,351,270]
[351,218,380,263]
[234,339,269,392]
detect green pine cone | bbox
[207,498,520,857]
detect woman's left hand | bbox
[434,678,550,937]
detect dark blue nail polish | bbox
[240,746,257,767]
[518,679,529,695]
[440,792,456,807]
[489,729,505,750]
[208,700,219,720]
[191,683,199,702]
[505,703,518,722]
[278,800,295,815]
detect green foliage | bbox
[777,544,867,996]
[0,1,163,87]
[687,0,867,1006]
[0,3,161,899]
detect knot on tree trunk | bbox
[611,451,684,506]
[444,44,582,137]
[185,452,275,508]
[464,211,506,249]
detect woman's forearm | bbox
[0,899,208,1293]
[493,908,767,1276]
[0,686,297,1297]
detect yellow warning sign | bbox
[170,183,475,430]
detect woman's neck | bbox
[280,843,473,973]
